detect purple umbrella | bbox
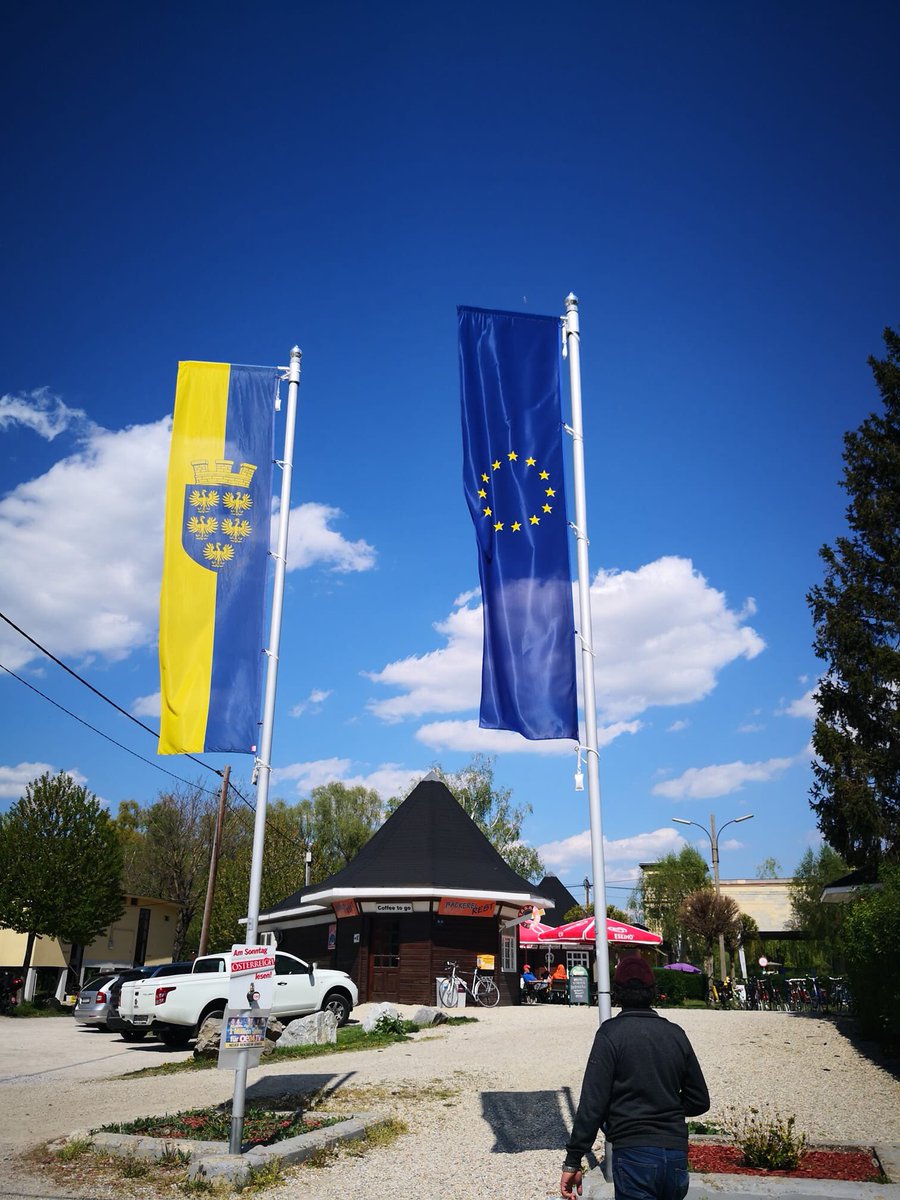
[663,962,701,973]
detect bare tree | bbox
[678,889,741,977]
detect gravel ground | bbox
[1,1004,898,1200]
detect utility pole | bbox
[583,876,591,909]
[198,765,229,958]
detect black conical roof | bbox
[261,778,550,917]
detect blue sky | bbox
[2,2,898,906]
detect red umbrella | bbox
[537,916,662,946]
[518,920,557,945]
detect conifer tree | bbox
[807,328,900,867]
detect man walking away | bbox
[559,954,710,1200]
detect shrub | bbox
[841,864,900,1054]
[721,1105,807,1171]
[652,969,686,1005]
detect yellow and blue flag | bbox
[159,361,277,755]
[458,307,578,741]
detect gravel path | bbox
[1,1005,898,1200]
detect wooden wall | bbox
[278,911,522,1006]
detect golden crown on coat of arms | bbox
[191,460,257,488]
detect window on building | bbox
[371,919,400,969]
[501,933,516,973]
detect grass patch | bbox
[237,1157,285,1192]
[54,1137,92,1162]
[10,1000,72,1018]
[124,1018,442,1079]
[300,1117,407,1170]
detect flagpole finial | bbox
[565,293,578,310]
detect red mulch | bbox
[689,1143,883,1182]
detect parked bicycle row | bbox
[706,975,852,1012]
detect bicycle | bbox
[439,960,500,1008]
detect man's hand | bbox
[560,1167,583,1198]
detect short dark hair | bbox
[613,980,656,1009]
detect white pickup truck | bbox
[116,951,358,1047]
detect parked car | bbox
[117,950,358,1046]
[73,969,147,1030]
[107,963,194,1041]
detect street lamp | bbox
[671,813,753,982]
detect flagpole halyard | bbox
[229,344,301,1155]
[562,295,612,1032]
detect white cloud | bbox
[590,558,765,721]
[538,826,685,877]
[737,722,764,734]
[365,597,482,722]
[290,688,332,717]
[667,719,689,733]
[779,687,818,720]
[414,718,640,755]
[0,417,172,670]
[652,752,799,800]
[270,758,420,800]
[367,556,764,727]
[132,692,161,719]
[279,502,376,574]
[0,761,55,799]
[0,388,95,441]
[0,409,377,672]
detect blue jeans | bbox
[612,1147,690,1200]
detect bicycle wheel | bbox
[438,976,459,1008]
[474,978,500,1008]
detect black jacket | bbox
[564,1008,710,1168]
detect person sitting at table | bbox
[537,965,550,980]
[552,962,568,981]
[522,963,537,984]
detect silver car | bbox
[73,970,146,1029]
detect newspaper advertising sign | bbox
[217,945,276,1071]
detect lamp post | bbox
[671,813,753,982]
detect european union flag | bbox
[458,307,578,741]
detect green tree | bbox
[561,902,632,924]
[122,783,218,959]
[756,857,781,879]
[304,782,383,882]
[632,846,711,959]
[678,889,741,977]
[788,845,849,972]
[0,772,124,974]
[389,756,544,880]
[807,328,900,868]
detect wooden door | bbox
[368,918,401,1002]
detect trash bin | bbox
[435,977,467,1008]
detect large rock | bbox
[411,1005,447,1028]
[192,1015,285,1060]
[278,1009,338,1047]
[361,1002,400,1033]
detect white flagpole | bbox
[230,344,301,1154]
[562,295,612,1030]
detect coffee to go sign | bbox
[437,897,496,918]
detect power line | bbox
[0,609,219,777]
[0,661,219,796]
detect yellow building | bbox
[0,894,180,1002]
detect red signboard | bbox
[333,899,359,919]
[438,897,496,918]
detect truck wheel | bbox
[159,1026,192,1048]
[120,1028,149,1042]
[322,992,350,1026]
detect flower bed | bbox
[689,1142,884,1182]
[102,1106,343,1148]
